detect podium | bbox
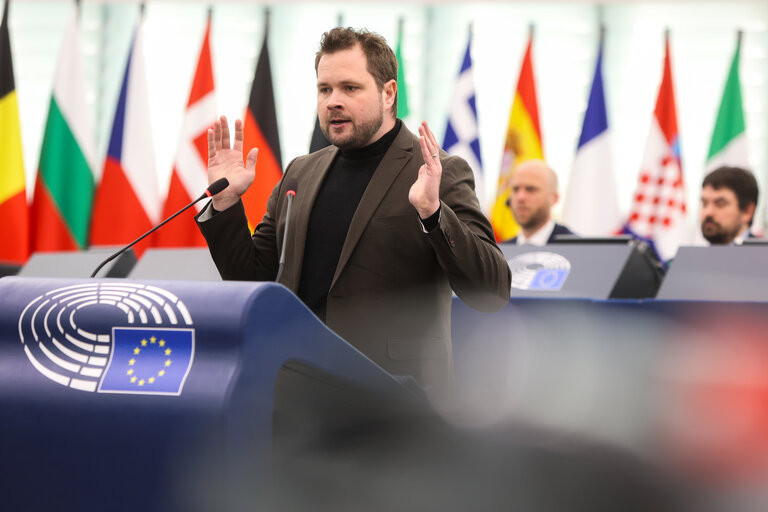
[19,248,137,278]
[499,240,663,299]
[128,248,221,280]
[0,277,419,511]
[657,245,768,301]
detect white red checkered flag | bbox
[625,33,688,261]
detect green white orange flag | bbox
[706,32,748,172]
[0,0,29,264]
[491,29,544,241]
[30,10,96,252]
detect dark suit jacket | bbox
[197,124,511,396]
[506,223,574,245]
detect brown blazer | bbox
[197,124,511,395]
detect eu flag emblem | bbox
[529,269,569,291]
[99,328,194,395]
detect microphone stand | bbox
[90,178,229,278]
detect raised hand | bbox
[207,115,258,211]
[408,121,442,219]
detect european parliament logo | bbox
[18,283,195,395]
[508,251,572,291]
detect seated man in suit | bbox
[700,166,759,245]
[505,160,573,245]
[195,27,510,400]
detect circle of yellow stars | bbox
[126,336,172,387]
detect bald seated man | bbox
[505,160,574,245]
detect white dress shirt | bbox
[515,219,556,246]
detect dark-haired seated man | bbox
[700,166,759,245]
[505,160,573,245]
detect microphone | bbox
[275,179,298,283]
[90,177,230,278]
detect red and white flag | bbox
[626,32,687,261]
[154,15,216,248]
[90,13,159,257]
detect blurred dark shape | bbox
[309,114,330,153]
[270,413,682,511]
[0,263,20,277]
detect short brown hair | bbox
[703,166,759,225]
[315,27,398,116]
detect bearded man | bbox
[195,27,510,399]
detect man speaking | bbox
[196,27,510,399]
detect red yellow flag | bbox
[0,0,28,264]
[491,29,544,241]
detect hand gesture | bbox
[408,121,442,219]
[207,115,258,211]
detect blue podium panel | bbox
[0,277,411,511]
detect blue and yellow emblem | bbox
[99,327,194,395]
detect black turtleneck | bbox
[298,120,402,321]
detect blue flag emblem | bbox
[99,328,194,395]
[530,269,569,291]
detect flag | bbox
[490,28,543,241]
[99,327,194,395]
[561,29,620,236]
[705,33,759,234]
[625,32,687,261]
[30,10,95,252]
[0,0,29,264]
[706,32,747,172]
[90,13,159,257]
[154,15,216,247]
[443,26,484,210]
[395,17,409,119]
[241,14,282,229]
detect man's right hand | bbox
[207,115,258,211]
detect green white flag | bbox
[706,32,748,172]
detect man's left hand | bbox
[409,121,442,219]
